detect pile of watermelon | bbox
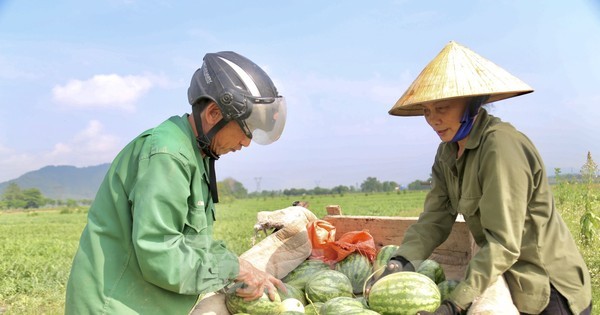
[225,245,460,315]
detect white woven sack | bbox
[467,275,519,315]
[191,206,317,314]
[189,292,228,315]
[241,206,316,279]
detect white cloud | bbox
[52,73,165,111]
[0,121,121,182]
[46,120,120,163]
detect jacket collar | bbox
[465,108,492,150]
[439,108,493,165]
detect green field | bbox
[0,188,598,314]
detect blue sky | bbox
[1,1,599,191]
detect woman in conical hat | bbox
[382,42,592,315]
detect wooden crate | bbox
[322,205,477,280]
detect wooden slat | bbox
[322,214,477,280]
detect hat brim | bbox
[389,90,533,116]
[389,41,534,117]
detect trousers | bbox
[521,285,592,315]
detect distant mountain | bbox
[0,164,110,200]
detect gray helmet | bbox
[188,51,287,145]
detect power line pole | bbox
[254,177,262,192]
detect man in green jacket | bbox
[65,51,287,314]
[380,41,592,314]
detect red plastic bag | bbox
[307,220,377,264]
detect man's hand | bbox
[235,258,286,301]
[364,256,414,296]
[417,300,462,315]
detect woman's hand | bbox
[234,258,286,301]
[365,256,414,297]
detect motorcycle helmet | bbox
[188,51,287,152]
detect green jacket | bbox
[65,115,239,315]
[396,109,591,314]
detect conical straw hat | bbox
[389,41,534,116]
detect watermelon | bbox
[319,296,365,314]
[373,245,399,279]
[344,309,381,315]
[305,270,353,303]
[335,252,373,294]
[416,259,446,284]
[304,302,323,315]
[283,259,331,289]
[354,295,369,308]
[367,271,441,315]
[437,279,460,301]
[279,283,307,305]
[224,282,283,315]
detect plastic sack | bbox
[240,206,317,279]
[241,219,313,279]
[253,205,318,241]
[189,292,228,315]
[467,275,519,315]
[307,219,377,264]
[191,206,316,314]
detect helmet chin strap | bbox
[192,103,230,204]
[450,95,490,143]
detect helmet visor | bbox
[240,96,287,145]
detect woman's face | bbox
[422,98,469,142]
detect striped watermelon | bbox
[279,283,307,305]
[373,245,399,279]
[282,259,331,289]
[354,296,369,308]
[416,259,446,284]
[224,282,283,315]
[335,252,373,294]
[367,271,441,315]
[305,270,353,303]
[304,302,324,315]
[344,309,381,315]
[437,279,460,301]
[319,296,365,314]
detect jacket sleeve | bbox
[396,152,457,265]
[451,131,534,308]
[129,152,239,295]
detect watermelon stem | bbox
[304,293,321,315]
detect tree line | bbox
[247,176,432,198]
[1,176,433,210]
[0,182,92,210]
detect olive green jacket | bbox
[65,115,239,315]
[396,109,591,314]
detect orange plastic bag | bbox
[307,220,377,264]
[306,220,336,261]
